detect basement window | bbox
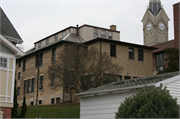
[51,98,55,104]
[39,100,42,104]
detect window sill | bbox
[110,56,117,59]
[138,60,144,63]
[51,86,55,89]
[128,59,135,62]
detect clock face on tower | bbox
[159,23,165,30]
[146,23,152,31]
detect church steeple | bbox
[149,0,162,15]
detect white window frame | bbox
[38,42,41,48]
[0,57,8,69]
[108,31,112,39]
[54,35,58,41]
[94,28,99,37]
[100,30,106,38]
[62,31,66,38]
[46,39,49,45]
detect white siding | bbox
[80,90,137,119]
[164,79,180,105]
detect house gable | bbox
[0,42,15,55]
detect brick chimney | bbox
[173,2,180,49]
[110,25,116,31]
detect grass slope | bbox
[18,103,80,118]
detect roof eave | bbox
[75,83,155,97]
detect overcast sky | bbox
[0,0,179,51]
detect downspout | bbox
[100,40,102,86]
[36,52,39,105]
[76,25,79,36]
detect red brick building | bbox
[152,40,174,73]
[173,2,180,49]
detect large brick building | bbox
[16,24,157,106]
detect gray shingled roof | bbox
[0,7,23,43]
[76,71,179,97]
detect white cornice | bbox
[0,34,25,56]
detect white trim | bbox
[0,95,11,98]
[76,83,155,97]
[0,34,24,56]
[11,57,16,102]
[155,75,180,87]
[0,52,16,103]
[3,35,23,44]
[5,58,9,102]
[62,33,71,40]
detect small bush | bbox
[115,84,179,118]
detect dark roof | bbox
[34,24,120,44]
[151,40,175,53]
[76,71,179,97]
[0,7,23,42]
[84,38,158,50]
[17,33,82,59]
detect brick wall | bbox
[0,107,11,118]
[173,2,180,49]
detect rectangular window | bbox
[39,76,43,89]
[52,48,56,61]
[51,98,55,104]
[31,101,34,105]
[39,100,42,104]
[40,53,43,66]
[156,53,166,72]
[32,78,35,93]
[110,44,116,57]
[138,49,144,61]
[18,61,21,67]
[62,31,66,37]
[90,75,93,88]
[54,35,58,41]
[129,48,134,60]
[65,71,74,85]
[118,75,122,81]
[27,79,31,94]
[23,59,26,72]
[24,80,27,94]
[94,28,98,37]
[51,74,55,87]
[17,87,20,96]
[38,42,41,48]
[56,97,60,104]
[0,57,7,68]
[124,76,131,80]
[18,72,21,80]
[36,54,39,68]
[109,31,112,39]
[103,74,118,85]
[100,30,106,38]
[46,39,49,45]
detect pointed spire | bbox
[149,0,162,15]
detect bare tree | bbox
[48,44,123,93]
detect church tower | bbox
[142,0,170,46]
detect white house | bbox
[0,7,24,118]
[76,71,180,119]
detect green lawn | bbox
[18,103,80,118]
